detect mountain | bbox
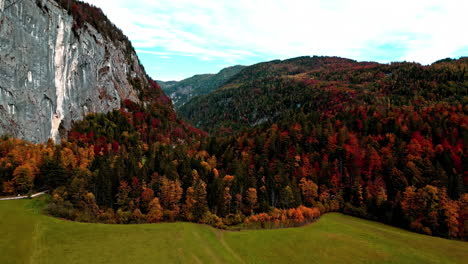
[158,65,245,108]
[0,1,466,241]
[1,48,466,240]
[0,0,150,143]
[180,56,467,134]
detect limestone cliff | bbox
[0,0,147,142]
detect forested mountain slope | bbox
[180,56,467,133]
[176,56,467,238]
[158,65,245,108]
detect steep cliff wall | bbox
[0,0,147,142]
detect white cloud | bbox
[82,0,468,65]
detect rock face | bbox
[0,0,146,142]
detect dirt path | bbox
[219,235,246,264]
[0,191,48,201]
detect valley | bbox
[0,0,466,263]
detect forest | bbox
[0,55,466,240]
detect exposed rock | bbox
[0,0,146,142]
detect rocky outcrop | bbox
[0,0,146,142]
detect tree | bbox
[389,167,408,197]
[131,208,146,224]
[82,192,99,219]
[141,187,155,212]
[245,188,258,214]
[441,194,459,238]
[68,174,88,204]
[116,181,131,210]
[183,187,196,221]
[2,180,15,194]
[299,178,318,206]
[147,198,163,223]
[38,159,68,190]
[279,186,294,208]
[459,194,468,239]
[222,186,232,216]
[159,177,183,220]
[60,147,77,169]
[184,179,208,222]
[401,186,418,223]
[13,164,35,194]
[375,186,388,207]
[401,185,443,235]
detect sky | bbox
[82,0,467,81]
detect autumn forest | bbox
[1,53,466,242]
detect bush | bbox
[343,203,368,218]
[98,208,117,224]
[46,200,76,220]
[116,209,131,224]
[244,206,321,229]
[223,213,244,226]
[201,212,226,229]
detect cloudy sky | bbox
[82,0,467,81]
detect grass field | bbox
[1,198,467,264]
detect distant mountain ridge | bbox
[180,55,467,133]
[158,65,246,108]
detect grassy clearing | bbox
[1,198,467,264]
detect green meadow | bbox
[1,198,467,264]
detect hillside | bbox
[176,56,467,238]
[1,198,467,264]
[158,65,245,108]
[180,56,467,133]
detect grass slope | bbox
[1,198,467,264]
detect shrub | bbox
[245,206,320,229]
[201,212,226,229]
